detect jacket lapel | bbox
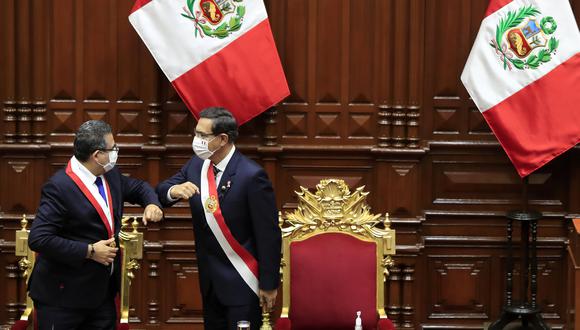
[104,171,120,233]
[218,149,240,203]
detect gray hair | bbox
[73,120,112,161]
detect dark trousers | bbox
[203,284,261,330]
[34,298,116,330]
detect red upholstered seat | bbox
[275,232,395,330]
[10,320,31,330]
[290,233,378,329]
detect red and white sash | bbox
[199,160,259,295]
[65,160,114,238]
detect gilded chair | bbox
[275,179,396,330]
[11,215,143,330]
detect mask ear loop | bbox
[94,150,109,169]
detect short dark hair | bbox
[73,120,112,161]
[199,107,239,143]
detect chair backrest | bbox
[279,179,396,329]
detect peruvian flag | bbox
[129,0,289,125]
[461,0,580,177]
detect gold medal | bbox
[205,195,218,213]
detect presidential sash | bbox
[199,160,259,296]
[65,160,115,240]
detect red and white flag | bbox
[129,0,289,125]
[461,0,580,177]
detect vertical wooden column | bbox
[263,108,278,147]
[3,102,17,143]
[4,260,20,324]
[1,0,17,143]
[375,0,423,151]
[375,0,393,149]
[146,246,162,325]
[31,0,48,144]
[387,264,402,327]
[406,0,424,149]
[143,66,163,188]
[17,102,32,144]
[15,0,32,143]
[377,105,392,148]
[401,264,416,328]
[147,69,162,146]
[391,0,410,149]
[148,102,162,146]
[259,108,281,191]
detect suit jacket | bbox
[156,149,281,305]
[28,166,160,309]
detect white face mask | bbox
[97,149,118,172]
[192,136,218,160]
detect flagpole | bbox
[489,176,548,330]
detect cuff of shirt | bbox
[167,186,179,202]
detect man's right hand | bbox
[169,182,200,200]
[90,238,118,266]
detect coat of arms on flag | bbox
[181,0,246,39]
[491,5,559,71]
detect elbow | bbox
[28,230,48,253]
[154,184,164,197]
[28,233,41,252]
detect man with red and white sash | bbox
[28,120,163,329]
[157,107,281,329]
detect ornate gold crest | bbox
[281,179,395,251]
[205,195,218,213]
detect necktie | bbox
[95,177,108,206]
[213,165,220,176]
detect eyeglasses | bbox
[194,131,215,139]
[100,145,119,152]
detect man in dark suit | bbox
[28,120,163,330]
[157,107,281,329]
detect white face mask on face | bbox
[97,149,118,172]
[192,136,217,160]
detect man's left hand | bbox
[259,289,278,312]
[142,204,163,225]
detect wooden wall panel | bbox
[1,0,579,329]
[427,257,492,320]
